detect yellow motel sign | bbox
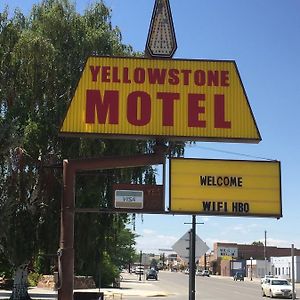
[170,158,281,218]
[60,56,261,143]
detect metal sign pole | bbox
[188,230,192,300]
[189,215,196,300]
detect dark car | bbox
[200,270,210,277]
[146,269,158,280]
[233,272,244,281]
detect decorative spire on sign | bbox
[146,0,177,58]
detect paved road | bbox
[119,271,299,300]
[1,271,299,299]
[167,271,299,300]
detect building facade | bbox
[210,242,300,276]
[271,256,300,282]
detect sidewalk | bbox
[0,272,169,299]
[101,272,170,298]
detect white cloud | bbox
[258,238,300,249]
[142,229,155,235]
[135,229,178,254]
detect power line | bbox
[184,144,277,161]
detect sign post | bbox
[172,220,208,300]
[56,1,272,299]
[189,215,196,300]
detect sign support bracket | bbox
[58,145,167,300]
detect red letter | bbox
[148,68,167,84]
[207,71,219,86]
[221,71,230,86]
[157,92,180,126]
[101,66,110,82]
[112,67,121,83]
[168,69,180,85]
[194,70,206,86]
[188,94,206,127]
[214,94,231,128]
[123,67,131,83]
[181,69,192,85]
[90,66,100,82]
[127,91,151,126]
[86,90,119,124]
[134,68,146,84]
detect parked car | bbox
[146,269,158,280]
[200,270,210,277]
[261,278,295,298]
[135,266,144,275]
[184,268,189,275]
[261,274,275,284]
[233,272,244,281]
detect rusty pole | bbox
[58,160,75,300]
[58,149,166,300]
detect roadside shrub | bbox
[28,272,41,286]
[99,252,119,287]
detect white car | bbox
[135,266,144,275]
[261,274,275,284]
[261,278,295,298]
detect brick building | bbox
[209,242,300,275]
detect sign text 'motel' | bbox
[60,56,261,143]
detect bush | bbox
[100,252,119,287]
[28,272,41,286]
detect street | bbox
[1,271,299,299]
[120,270,299,300]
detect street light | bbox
[250,257,253,281]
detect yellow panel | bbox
[60,56,261,142]
[170,158,281,218]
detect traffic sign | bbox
[172,231,209,262]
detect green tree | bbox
[0,0,184,298]
[252,241,264,246]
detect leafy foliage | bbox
[251,241,264,246]
[0,0,184,287]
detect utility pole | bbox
[291,244,295,300]
[184,216,205,300]
[264,230,267,275]
[189,215,196,300]
[139,251,142,281]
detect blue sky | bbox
[2,0,300,254]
